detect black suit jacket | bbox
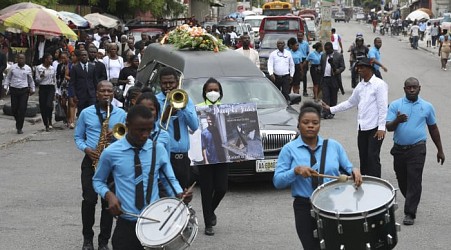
[320,52,345,87]
[93,60,107,82]
[69,62,98,102]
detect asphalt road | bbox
[1,21,450,250]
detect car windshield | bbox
[245,19,263,28]
[182,77,287,108]
[306,20,315,29]
[260,33,297,48]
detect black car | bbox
[137,44,299,180]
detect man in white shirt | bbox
[322,57,388,178]
[267,40,295,102]
[235,34,260,69]
[410,20,420,49]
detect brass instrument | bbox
[92,99,111,170]
[159,73,188,130]
[112,123,127,140]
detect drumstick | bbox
[159,181,197,231]
[121,210,161,223]
[312,173,349,182]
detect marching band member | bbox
[273,101,362,250]
[74,81,126,250]
[93,105,192,250]
[156,67,199,189]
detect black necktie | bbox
[133,148,144,210]
[309,147,319,189]
[173,117,180,141]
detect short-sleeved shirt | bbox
[386,96,436,145]
[289,48,303,64]
[368,47,381,71]
[306,50,322,65]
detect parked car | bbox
[305,19,317,41]
[334,11,347,22]
[355,12,366,21]
[137,44,299,180]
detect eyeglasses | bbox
[277,51,287,58]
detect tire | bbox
[2,102,39,117]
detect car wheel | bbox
[2,102,39,117]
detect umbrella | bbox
[58,11,89,28]
[406,10,430,21]
[0,2,45,16]
[0,8,77,40]
[416,8,434,18]
[84,13,120,29]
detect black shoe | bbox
[403,215,415,225]
[17,129,23,134]
[98,244,110,250]
[82,239,94,250]
[211,214,217,226]
[205,226,215,236]
[45,127,50,132]
[341,89,345,95]
[303,91,308,97]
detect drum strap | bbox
[312,139,328,189]
[145,140,157,204]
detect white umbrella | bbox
[406,10,430,21]
[84,13,120,29]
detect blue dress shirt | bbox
[368,47,381,71]
[387,96,436,145]
[156,92,199,153]
[151,126,171,158]
[74,105,127,152]
[289,48,303,64]
[93,138,183,221]
[273,136,353,198]
[298,40,310,59]
[306,50,322,65]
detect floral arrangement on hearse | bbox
[161,24,227,52]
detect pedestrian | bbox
[297,32,310,96]
[319,42,345,119]
[235,34,260,69]
[124,86,142,112]
[273,101,362,250]
[410,20,420,49]
[196,78,228,236]
[431,22,440,48]
[419,21,426,41]
[305,42,323,102]
[92,104,192,250]
[330,28,343,53]
[74,81,127,250]
[2,53,35,134]
[0,45,7,100]
[267,39,295,102]
[118,55,139,93]
[88,46,108,83]
[35,53,56,132]
[287,37,303,95]
[56,51,69,126]
[386,77,445,226]
[66,50,78,129]
[69,50,98,116]
[438,34,450,71]
[322,57,388,177]
[368,37,388,79]
[349,34,369,88]
[156,67,199,189]
[425,22,432,47]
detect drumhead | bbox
[311,176,395,215]
[136,198,190,247]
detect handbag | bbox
[54,101,66,122]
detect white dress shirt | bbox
[267,49,295,77]
[330,75,388,131]
[3,64,35,92]
[34,64,56,86]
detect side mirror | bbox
[289,93,302,105]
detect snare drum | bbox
[311,176,401,250]
[136,198,198,250]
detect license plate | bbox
[256,159,277,173]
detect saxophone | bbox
[92,100,111,170]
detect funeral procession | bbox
[1,0,451,249]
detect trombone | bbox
[159,73,188,130]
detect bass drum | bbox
[136,198,198,250]
[311,176,401,250]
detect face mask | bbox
[206,91,221,103]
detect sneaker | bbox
[403,215,415,225]
[82,239,94,250]
[48,125,53,129]
[205,226,215,236]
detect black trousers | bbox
[112,217,144,250]
[9,87,30,130]
[81,155,113,246]
[39,85,55,127]
[273,74,291,101]
[301,62,308,92]
[357,127,383,177]
[321,77,338,116]
[170,153,192,189]
[198,164,228,227]
[391,143,426,218]
[293,197,320,250]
